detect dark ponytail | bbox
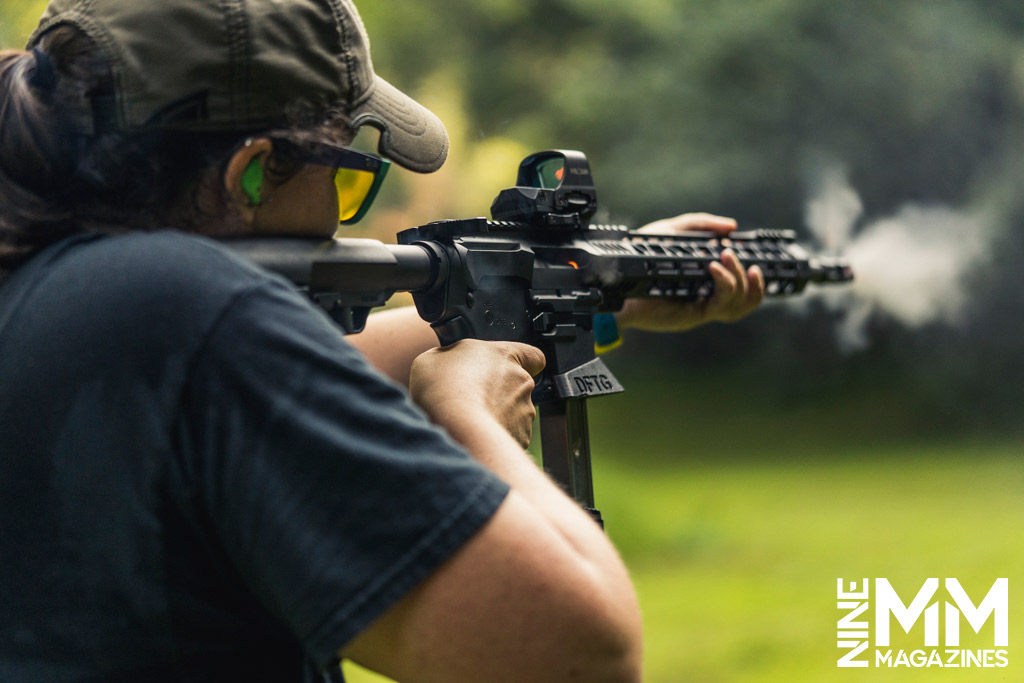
[0,46,78,262]
[0,26,359,279]
[0,27,250,277]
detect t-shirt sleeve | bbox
[176,276,509,666]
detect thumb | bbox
[505,342,547,377]
[639,212,737,236]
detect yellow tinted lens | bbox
[334,168,376,222]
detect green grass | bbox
[342,351,1022,681]
[596,443,1023,682]
[343,440,1023,682]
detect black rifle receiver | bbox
[231,150,853,523]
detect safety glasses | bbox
[271,139,391,225]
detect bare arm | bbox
[336,212,761,681]
[345,306,437,387]
[339,340,643,683]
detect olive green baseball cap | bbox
[28,0,448,173]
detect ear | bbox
[224,137,273,226]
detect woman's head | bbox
[0,0,447,270]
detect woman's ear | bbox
[224,137,273,226]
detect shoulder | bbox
[38,231,304,327]
[55,231,276,296]
[2,231,325,374]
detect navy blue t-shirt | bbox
[0,232,508,681]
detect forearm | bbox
[343,438,643,683]
[347,305,438,386]
[409,340,623,565]
[446,409,599,531]
[435,408,643,679]
[352,340,643,682]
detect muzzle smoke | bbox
[800,165,992,352]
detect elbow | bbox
[509,565,643,683]
[574,639,643,683]
[559,570,644,683]
[593,610,644,683]
[558,628,643,683]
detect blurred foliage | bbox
[0,0,43,47]
[358,0,1024,434]
[4,4,1020,682]
[360,0,1024,220]
[5,1,1021,429]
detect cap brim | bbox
[350,76,449,174]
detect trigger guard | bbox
[431,316,472,347]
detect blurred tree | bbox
[361,0,1024,431]
[366,0,1023,226]
[4,0,1021,432]
[0,1,48,47]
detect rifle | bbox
[231,150,853,525]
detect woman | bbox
[0,1,763,681]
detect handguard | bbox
[228,150,854,520]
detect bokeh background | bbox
[4,1,1022,680]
